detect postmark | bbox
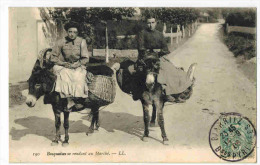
[209,112,256,162]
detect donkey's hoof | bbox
[86,132,93,136]
[51,141,59,146]
[163,137,169,145]
[86,129,94,136]
[150,122,156,127]
[141,136,149,142]
[62,142,69,147]
[87,129,94,134]
[163,140,169,145]
[95,124,100,130]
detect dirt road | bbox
[9,23,256,163]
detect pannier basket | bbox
[88,75,116,104]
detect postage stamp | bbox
[209,112,256,162]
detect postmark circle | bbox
[209,112,256,162]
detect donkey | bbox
[116,57,196,144]
[26,49,117,146]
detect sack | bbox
[116,69,133,94]
[88,75,116,104]
[116,60,136,95]
[166,86,193,103]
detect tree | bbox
[222,8,256,27]
[139,7,199,42]
[140,8,199,26]
[39,7,136,63]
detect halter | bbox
[141,57,159,75]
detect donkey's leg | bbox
[62,111,70,147]
[150,104,156,127]
[51,106,61,146]
[95,109,100,130]
[155,100,169,144]
[86,107,98,135]
[141,101,150,142]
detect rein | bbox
[49,82,56,93]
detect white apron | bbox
[53,65,88,98]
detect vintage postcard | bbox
[7,6,257,163]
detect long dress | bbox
[50,36,89,98]
[137,29,193,95]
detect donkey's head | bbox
[26,49,55,107]
[142,56,160,88]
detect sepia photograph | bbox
[7,6,257,163]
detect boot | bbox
[64,98,74,112]
[68,98,75,108]
[74,103,84,110]
[165,95,176,102]
[187,63,197,81]
[73,98,85,110]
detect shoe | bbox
[67,98,75,109]
[128,64,136,75]
[75,103,84,110]
[187,63,197,81]
[165,95,176,102]
[111,63,120,72]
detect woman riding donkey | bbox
[50,21,89,111]
[26,21,117,146]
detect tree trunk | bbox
[170,26,173,45]
[105,26,109,63]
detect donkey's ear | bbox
[42,48,53,68]
[32,60,42,73]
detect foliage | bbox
[40,7,201,49]
[200,8,221,19]
[207,8,221,19]
[222,8,256,27]
[224,32,256,60]
[42,7,136,49]
[140,8,199,25]
[198,17,218,23]
[92,20,145,49]
[197,8,221,23]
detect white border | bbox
[1,0,259,165]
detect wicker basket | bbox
[88,75,116,104]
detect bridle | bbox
[29,68,56,98]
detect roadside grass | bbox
[224,32,256,60]
[218,24,256,83]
